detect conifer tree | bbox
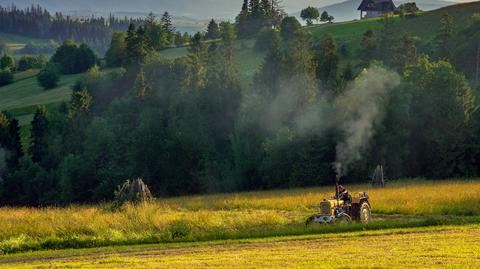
[435,14,454,60]
[134,69,152,100]
[205,19,220,40]
[0,113,23,170]
[29,106,49,164]
[256,33,283,96]
[315,34,338,84]
[188,32,207,90]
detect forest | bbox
[0,5,190,53]
[1,0,480,205]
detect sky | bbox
[0,0,471,19]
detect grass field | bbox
[0,73,82,123]
[0,224,479,268]
[0,68,117,149]
[307,2,480,54]
[0,179,479,255]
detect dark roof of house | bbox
[358,0,396,12]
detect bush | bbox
[0,54,15,71]
[37,63,60,90]
[52,40,96,74]
[0,68,13,86]
[17,56,37,71]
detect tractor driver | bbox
[337,184,351,203]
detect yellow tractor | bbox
[306,178,372,225]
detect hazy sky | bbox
[0,0,470,19]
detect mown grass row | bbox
[0,180,479,254]
[3,224,479,269]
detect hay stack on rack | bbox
[112,178,153,209]
[372,165,385,187]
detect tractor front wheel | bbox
[335,214,352,224]
[360,202,372,224]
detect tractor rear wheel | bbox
[359,202,372,224]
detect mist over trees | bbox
[2,4,480,206]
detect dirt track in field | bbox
[1,225,480,268]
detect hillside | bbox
[3,1,479,126]
[306,1,480,53]
[162,2,480,86]
[295,0,456,22]
[0,72,82,125]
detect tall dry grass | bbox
[162,179,480,215]
[0,179,479,253]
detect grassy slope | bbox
[0,69,80,148]
[162,39,266,86]
[0,180,479,254]
[1,224,479,268]
[307,2,480,52]
[0,72,82,125]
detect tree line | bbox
[1,6,480,205]
[0,5,189,53]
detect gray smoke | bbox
[261,74,335,137]
[245,66,400,176]
[333,66,400,175]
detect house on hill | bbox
[358,0,396,19]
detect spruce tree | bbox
[220,23,240,92]
[359,29,377,66]
[435,14,454,60]
[315,34,338,85]
[205,19,220,40]
[134,69,151,100]
[395,34,418,71]
[188,32,207,90]
[236,0,251,37]
[161,12,174,33]
[161,11,175,44]
[29,106,49,164]
[125,24,151,67]
[256,33,283,96]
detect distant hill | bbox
[0,0,339,20]
[294,0,456,22]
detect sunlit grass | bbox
[0,179,479,254]
[163,179,480,215]
[2,224,479,268]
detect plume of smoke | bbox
[333,66,400,175]
[247,66,399,177]
[261,74,334,136]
